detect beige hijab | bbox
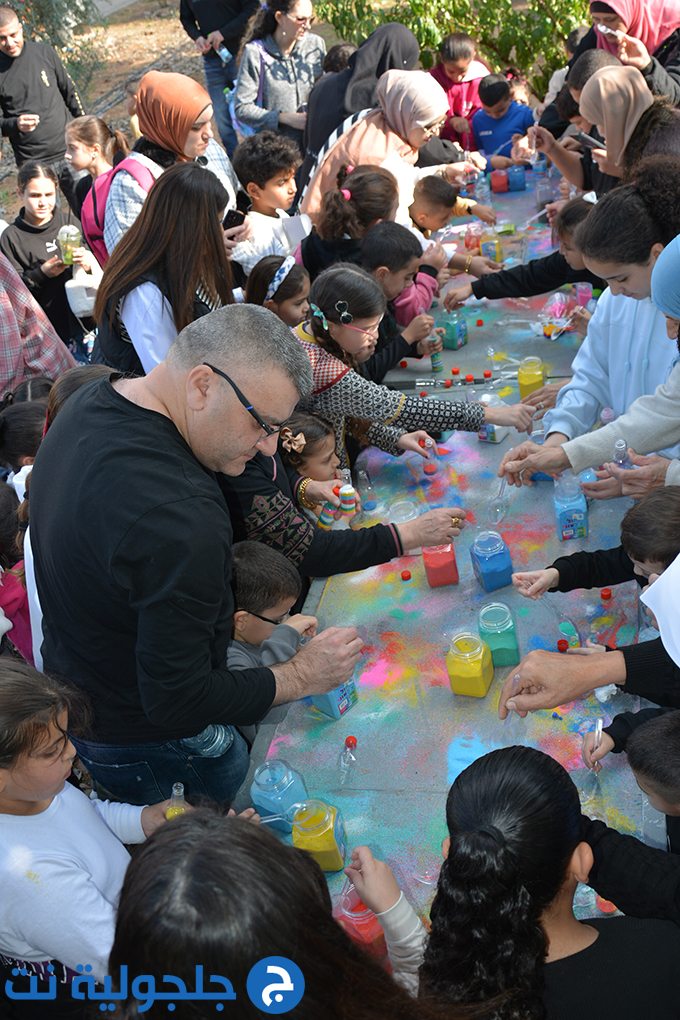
[377,69,448,141]
[579,65,653,166]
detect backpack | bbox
[80,156,156,266]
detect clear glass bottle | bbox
[166,782,186,819]
[250,759,308,833]
[181,724,233,757]
[478,602,520,666]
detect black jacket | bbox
[471,250,605,301]
[299,231,362,281]
[179,0,261,60]
[0,40,84,164]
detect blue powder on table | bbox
[447,736,488,783]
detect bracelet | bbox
[297,476,317,510]
[464,254,474,274]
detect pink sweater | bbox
[393,270,439,328]
[429,60,489,149]
[0,565,33,665]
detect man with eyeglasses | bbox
[29,305,362,805]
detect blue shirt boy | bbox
[472,100,534,169]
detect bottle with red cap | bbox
[557,638,569,653]
[339,736,358,786]
[464,373,476,400]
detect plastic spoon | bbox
[596,23,622,37]
[257,801,308,825]
[590,718,604,774]
[521,579,581,643]
[487,471,511,525]
[489,674,521,749]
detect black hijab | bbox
[343,24,421,115]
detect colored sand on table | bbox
[447,735,488,782]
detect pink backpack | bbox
[81,156,156,266]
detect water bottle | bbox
[181,724,234,757]
[475,173,492,205]
[586,288,602,315]
[216,43,233,63]
[339,736,357,786]
[534,158,553,212]
[600,406,615,427]
[613,438,633,469]
[451,366,463,387]
[553,471,588,541]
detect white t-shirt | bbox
[232,210,312,275]
[0,782,145,981]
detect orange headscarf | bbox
[136,71,212,161]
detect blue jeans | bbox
[72,728,250,805]
[203,53,239,157]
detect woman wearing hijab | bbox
[103,70,242,256]
[592,0,680,105]
[579,63,680,174]
[300,69,464,224]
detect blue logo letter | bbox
[246,957,304,1014]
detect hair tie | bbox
[340,188,351,200]
[346,165,354,172]
[18,521,28,531]
[475,824,505,846]
[265,256,296,302]
[280,427,307,453]
[309,301,329,330]
[334,300,353,324]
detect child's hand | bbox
[568,638,607,655]
[470,202,496,225]
[40,255,67,278]
[485,400,535,433]
[450,115,470,134]
[420,241,448,271]
[490,155,513,169]
[512,568,559,598]
[582,729,614,772]
[345,846,401,915]
[227,807,261,823]
[70,247,92,272]
[436,266,451,293]
[142,798,194,836]
[416,329,443,356]
[544,200,565,226]
[571,306,592,333]
[397,430,437,458]
[444,283,473,309]
[285,613,318,639]
[469,255,504,276]
[403,312,435,345]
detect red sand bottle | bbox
[332,887,388,961]
[422,544,459,586]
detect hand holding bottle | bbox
[345,846,402,914]
[512,568,559,598]
[485,400,535,432]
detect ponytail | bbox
[308,263,385,367]
[574,154,680,264]
[65,115,131,164]
[420,746,582,1019]
[316,164,398,241]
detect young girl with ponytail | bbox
[299,163,399,279]
[64,115,132,218]
[347,746,680,1018]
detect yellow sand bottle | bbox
[517,356,545,399]
[291,798,346,871]
[446,631,494,697]
[165,782,186,819]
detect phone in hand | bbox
[574,130,603,150]
[222,208,246,230]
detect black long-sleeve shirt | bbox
[471,250,604,301]
[179,0,261,58]
[0,40,84,164]
[30,377,276,743]
[218,450,401,577]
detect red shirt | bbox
[429,59,489,150]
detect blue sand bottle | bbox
[553,471,588,541]
[470,530,513,592]
[250,759,307,833]
[312,676,359,719]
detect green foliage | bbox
[10,0,100,48]
[315,0,590,93]
[60,32,109,104]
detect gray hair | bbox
[169,304,312,400]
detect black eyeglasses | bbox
[204,363,282,439]
[249,610,291,626]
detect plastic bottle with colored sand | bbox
[422,544,459,586]
[250,759,308,832]
[478,602,520,666]
[480,228,502,261]
[517,356,545,399]
[338,735,358,785]
[166,782,186,819]
[477,394,510,443]
[553,471,588,541]
[437,309,468,350]
[446,631,494,697]
[291,799,346,871]
[613,438,633,469]
[332,886,387,960]
[312,677,359,719]
[558,619,580,647]
[470,530,513,591]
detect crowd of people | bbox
[1,0,680,1016]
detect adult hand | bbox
[466,151,486,170]
[399,506,466,551]
[208,29,224,48]
[451,116,470,134]
[592,148,624,178]
[470,202,496,225]
[71,247,92,273]
[579,467,623,501]
[582,728,614,773]
[416,330,443,356]
[277,626,364,702]
[420,241,448,271]
[470,255,504,276]
[402,312,435,345]
[527,124,555,156]
[561,136,584,152]
[499,440,569,487]
[485,400,535,433]
[279,111,307,130]
[17,113,40,132]
[511,567,560,599]
[397,430,437,457]
[195,35,211,53]
[444,283,473,309]
[520,379,569,415]
[617,33,651,70]
[345,846,401,914]
[222,220,249,258]
[497,647,626,718]
[40,255,67,278]
[604,450,671,499]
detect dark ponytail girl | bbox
[315,164,398,242]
